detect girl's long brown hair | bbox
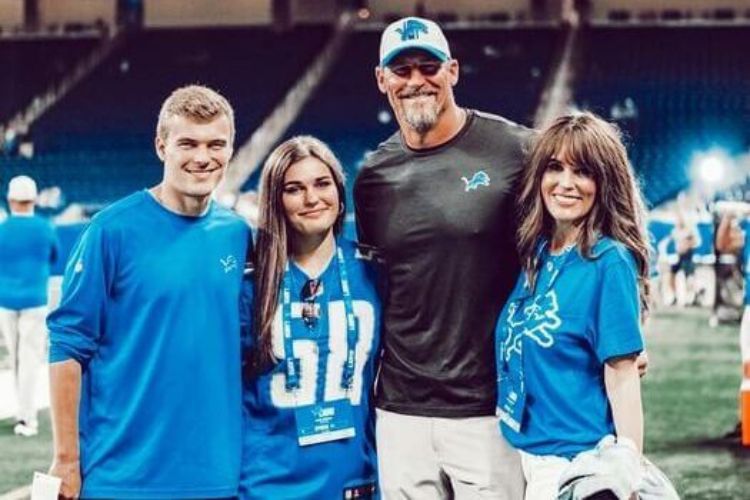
[250,136,346,375]
[517,112,651,314]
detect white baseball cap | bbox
[379,17,451,67]
[7,175,38,201]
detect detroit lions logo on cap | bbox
[461,170,491,192]
[379,16,451,66]
[396,19,429,41]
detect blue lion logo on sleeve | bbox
[396,19,429,41]
[461,170,491,192]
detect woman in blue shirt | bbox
[240,136,380,499]
[496,112,651,498]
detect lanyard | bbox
[507,243,576,384]
[526,239,576,294]
[282,245,358,393]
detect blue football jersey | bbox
[240,239,381,499]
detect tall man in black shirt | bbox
[354,16,531,499]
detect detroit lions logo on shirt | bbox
[461,171,491,192]
[502,290,561,361]
[220,255,238,273]
[396,19,429,41]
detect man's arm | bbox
[46,221,112,497]
[49,360,82,498]
[352,169,372,247]
[605,355,643,453]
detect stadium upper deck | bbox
[574,25,750,206]
[2,21,750,210]
[0,36,99,123]
[2,25,331,204]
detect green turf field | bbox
[1,307,749,497]
[643,307,750,498]
[0,412,52,495]
[0,340,49,496]
[0,344,9,371]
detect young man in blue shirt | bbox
[47,85,251,499]
[0,175,59,437]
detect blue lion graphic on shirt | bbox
[396,19,429,41]
[501,290,561,362]
[461,170,491,192]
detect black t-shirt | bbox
[354,110,532,417]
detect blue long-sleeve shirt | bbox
[48,190,250,499]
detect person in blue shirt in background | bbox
[495,112,651,499]
[47,85,251,499]
[0,175,59,437]
[241,136,380,499]
[716,206,750,439]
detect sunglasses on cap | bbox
[387,61,443,78]
[300,278,322,328]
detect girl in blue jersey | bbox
[495,112,651,498]
[240,136,380,499]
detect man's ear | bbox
[375,66,388,95]
[155,135,166,162]
[447,59,459,86]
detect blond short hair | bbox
[156,84,235,143]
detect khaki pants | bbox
[376,408,525,499]
[0,306,48,427]
[519,450,570,500]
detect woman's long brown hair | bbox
[517,112,651,315]
[250,136,346,375]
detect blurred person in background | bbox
[716,207,750,438]
[46,85,251,499]
[0,175,59,437]
[666,208,701,306]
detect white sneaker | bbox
[13,421,38,437]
